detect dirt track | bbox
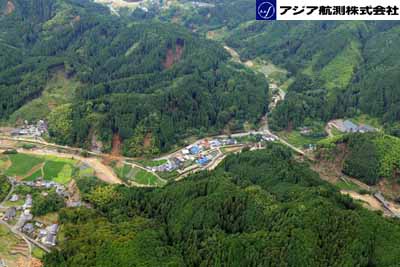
[341,190,385,212]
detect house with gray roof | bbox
[22,223,35,235]
[358,125,376,133]
[9,194,19,202]
[3,207,16,221]
[23,194,32,209]
[42,233,57,246]
[343,120,359,132]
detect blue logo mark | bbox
[256,0,277,20]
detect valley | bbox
[2,0,400,266]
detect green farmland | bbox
[114,164,165,186]
[0,153,82,185]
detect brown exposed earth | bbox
[30,258,43,267]
[312,143,348,183]
[5,1,15,15]
[111,133,122,157]
[143,133,152,149]
[72,15,81,23]
[16,257,29,267]
[163,39,184,69]
[378,178,400,201]
[341,190,385,212]
[67,179,81,203]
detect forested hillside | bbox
[158,0,254,31]
[43,145,400,266]
[128,3,400,135]
[318,133,400,186]
[223,21,400,131]
[0,0,268,155]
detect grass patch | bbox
[32,246,46,259]
[335,180,361,191]
[0,157,9,172]
[114,164,132,180]
[321,41,362,92]
[24,168,43,181]
[331,127,343,136]
[9,71,80,123]
[43,161,66,180]
[158,171,179,180]
[351,114,382,130]
[115,164,165,186]
[281,77,294,92]
[5,154,44,177]
[35,212,59,225]
[54,164,73,184]
[2,199,25,207]
[43,160,75,184]
[42,155,77,165]
[2,153,77,184]
[206,27,229,41]
[79,167,95,177]
[278,131,325,149]
[134,169,164,186]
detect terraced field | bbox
[0,224,29,267]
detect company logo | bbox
[256,0,277,20]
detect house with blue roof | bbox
[189,145,200,155]
[196,157,210,166]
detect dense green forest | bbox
[0,0,268,155]
[317,133,400,185]
[157,0,255,31]
[222,21,400,131]
[43,145,400,266]
[0,175,11,202]
[127,4,400,135]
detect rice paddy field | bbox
[0,153,93,185]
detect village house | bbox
[9,194,19,202]
[299,127,312,135]
[341,120,376,133]
[343,120,359,132]
[22,223,35,235]
[41,224,59,247]
[196,156,210,166]
[189,145,201,155]
[11,120,48,138]
[20,178,69,198]
[23,194,32,210]
[210,139,222,148]
[3,207,16,221]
